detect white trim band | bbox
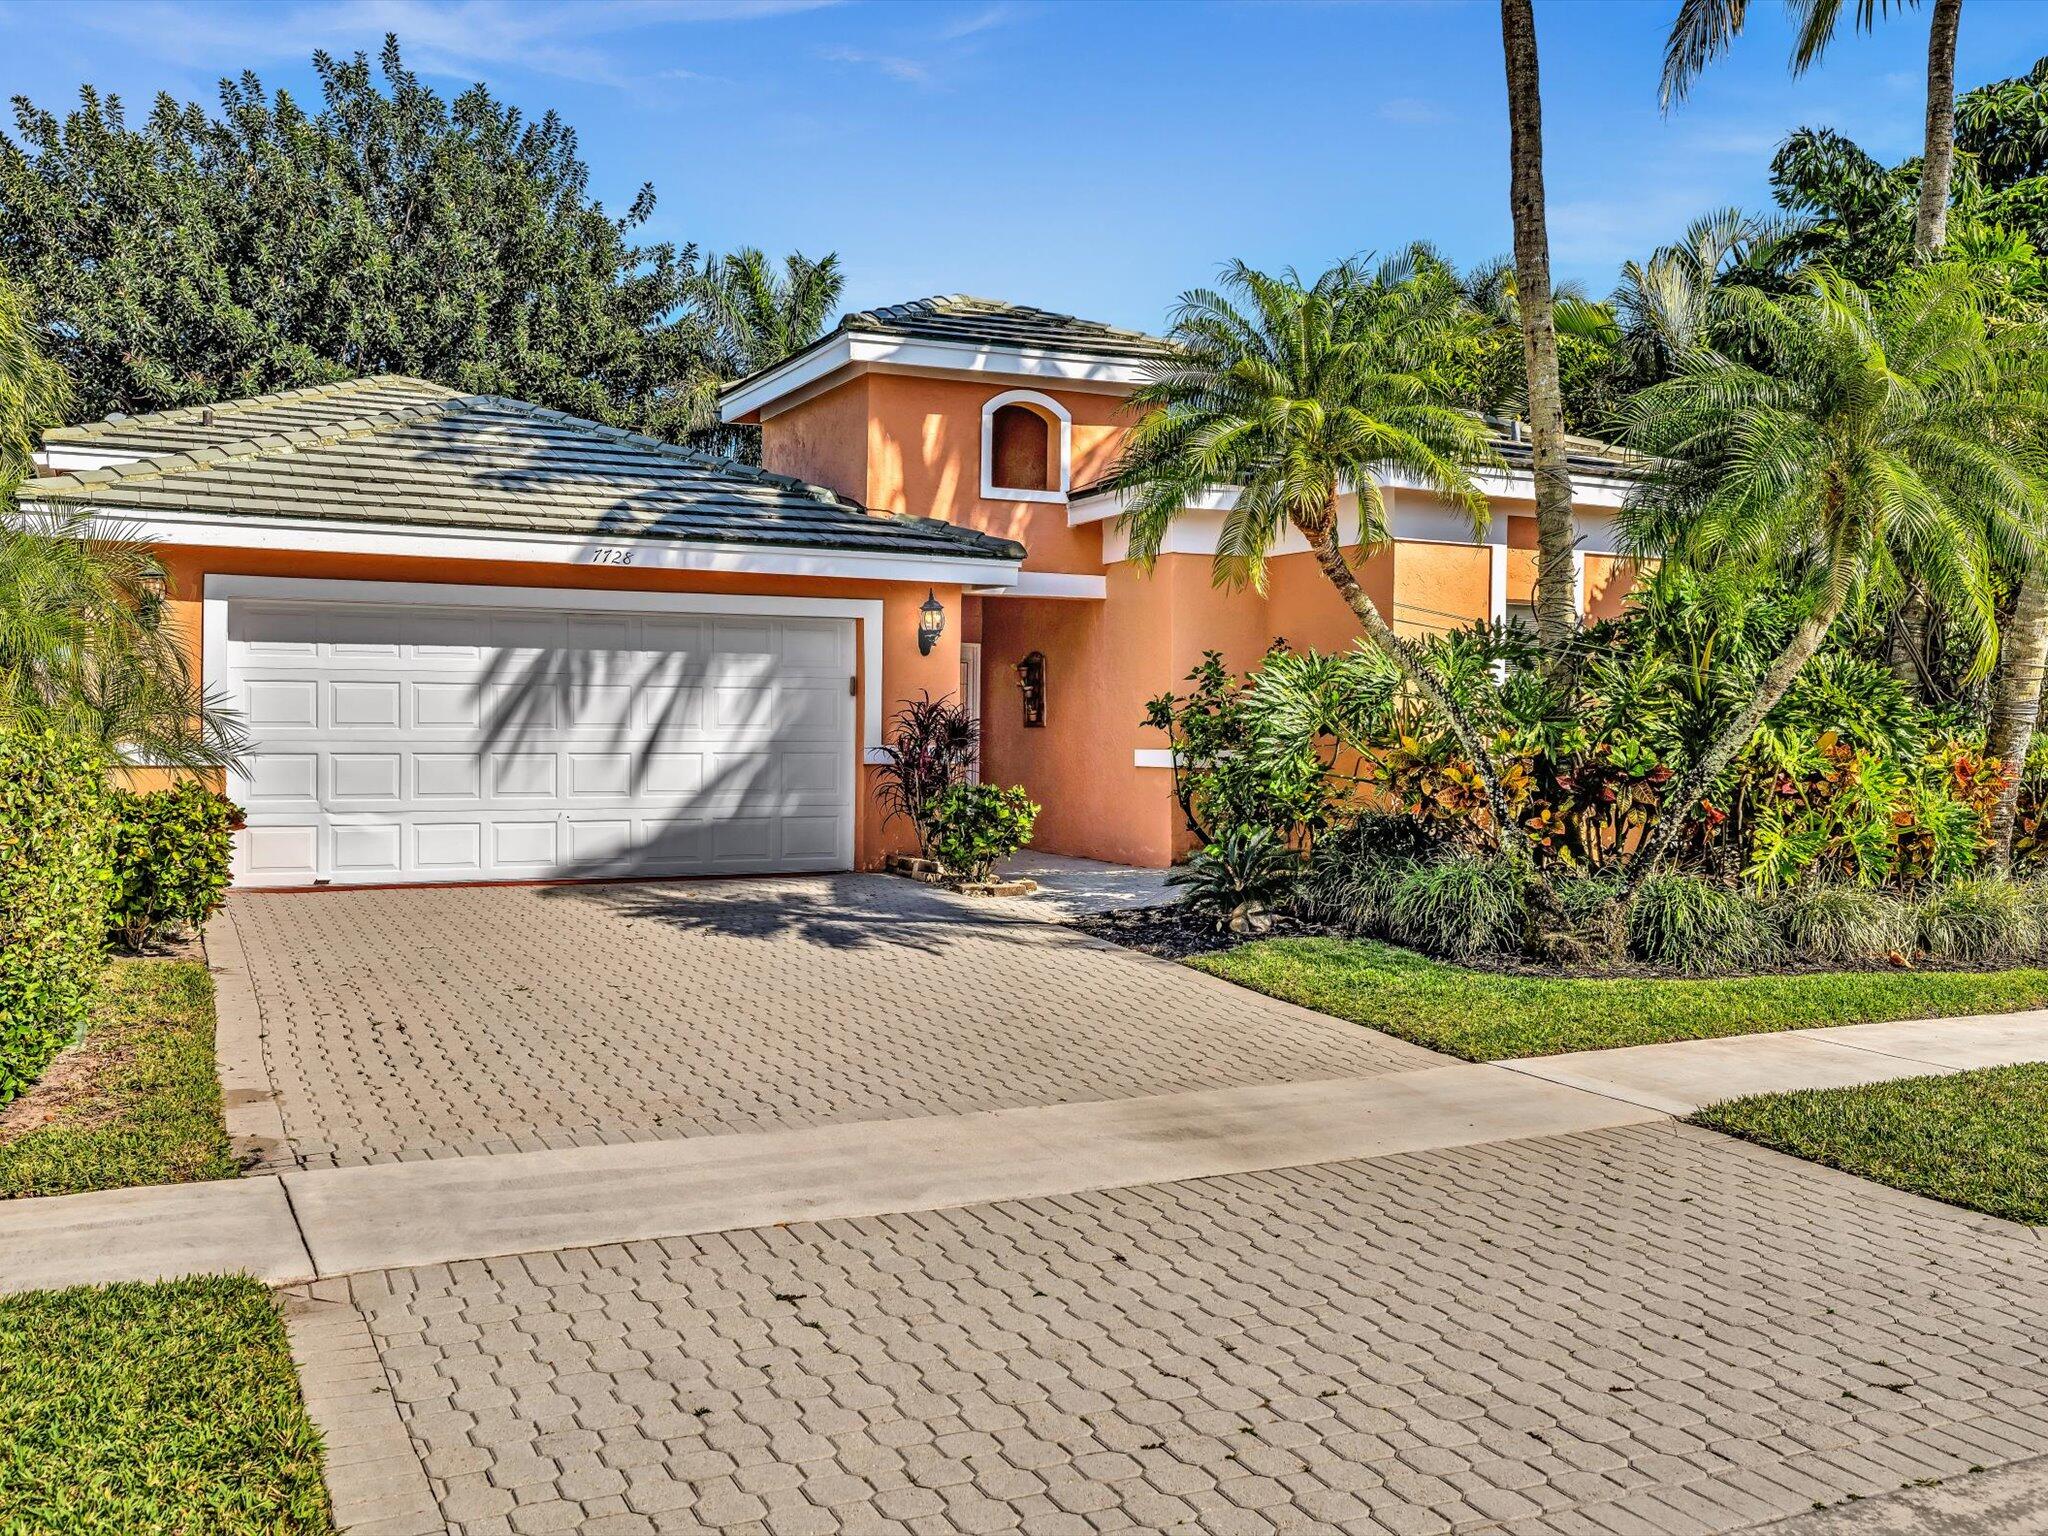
[42,504,1022,590]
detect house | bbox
[722,295,1643,867]
[22,297,1641,888]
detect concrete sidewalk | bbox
[3,1007,2042,1299]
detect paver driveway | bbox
[222,875,1436,1170]
[349,1121,2048,1536]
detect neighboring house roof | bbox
[24,376,1024,564]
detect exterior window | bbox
[989,404,1054,494]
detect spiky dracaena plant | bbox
[1108,260,1519,852]
[1616,263,2048,883]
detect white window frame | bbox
[979,388,1072,504]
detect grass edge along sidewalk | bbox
[1189,936,2048,1060]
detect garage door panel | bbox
[415,822,484,872]
[228,597,855,885]
[246,753,319,805]
[331,753,403,801]
[414,682,481,728]
[415,754,482,799]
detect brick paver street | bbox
[225,876,1436,1170]
[352,1120,2048,1536]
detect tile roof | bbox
[26,377,1024,564]
[835,295,1176,360]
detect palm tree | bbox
[1617,263,2046,878]
[0,273,245,771]
[1661,0,1964,258]
[1500,0,1580,674]
[695,248,845,379]
[1106,261,1525,848]
[1610,207,1787,382]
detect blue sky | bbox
[5,0,2045,333]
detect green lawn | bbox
[0,1276,333,1534]
[1190,937,2048,1060]
[1694,1064,2048,1224]
[0,960,238,1198]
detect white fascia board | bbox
[43,503,1023,590]
[1073,469,1633,529]
[721,332,1154,423]
[202,573,893,756]
[36,445,149,473]
[1092,484,1633,561]
[973,571,1107,599]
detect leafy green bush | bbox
[1387,857,1526,962]
[1169,827,1302,933]
[1626,874,1778,975]
[1776,885,1914,964]
[1917,879,2039,963]
[0,730,113,1105]
[927,782,1039,882]
[107,782,239,951]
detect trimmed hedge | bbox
[0,731,113,1105]
[108,782,238,951]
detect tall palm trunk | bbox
[1500,0,1578,675]
[1624,597,1845,886]
[1300,505,1523,858]
[1914,0,1963,256]
[1988,572,2048,867]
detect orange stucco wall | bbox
[763,374,1132,575]
[150,543,961,871]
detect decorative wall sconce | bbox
[1016,650,1046,728]
[917,589,946,656]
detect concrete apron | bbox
[1,1009,2044,1297]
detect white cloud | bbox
[819,44,936,86]
[59,0,834,90]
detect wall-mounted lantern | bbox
[917,589,946,656]
[137,565,168,609]
[1016,650,1046,728]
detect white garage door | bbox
[223,597,856,886]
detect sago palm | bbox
[1617,263,2047,877]
[1107,260,1522,848]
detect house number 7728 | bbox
[588,547,634,566]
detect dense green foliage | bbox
[0,960,235,1198]
[1694,1063,2048,1225]
[927,782,1039,882]
[873,693,980,859]
[0,38,745,438]
[106,782,237,951]
[0,730,110,1105]
[1166,826,1301,933]
[1192,936,2048,1060]
[0,1275,332,1533]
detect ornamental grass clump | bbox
[1775,885,1915,964]
[1917,879,2040,963]
[1387,857,1526,962]
[1626,873,1778,975]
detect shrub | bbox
[107,781,240,951]
[1917,878,2039,963]
[1169,827,1302,933]
[1297,812,1442,931]
[926,782,1038,881]
[1387,857,1526,963]
[0,730,113,1105]
[1626,874,1778,975]
[1776,885,1914,964]
[873,693,979,856]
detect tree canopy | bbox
[0,37,750,439]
